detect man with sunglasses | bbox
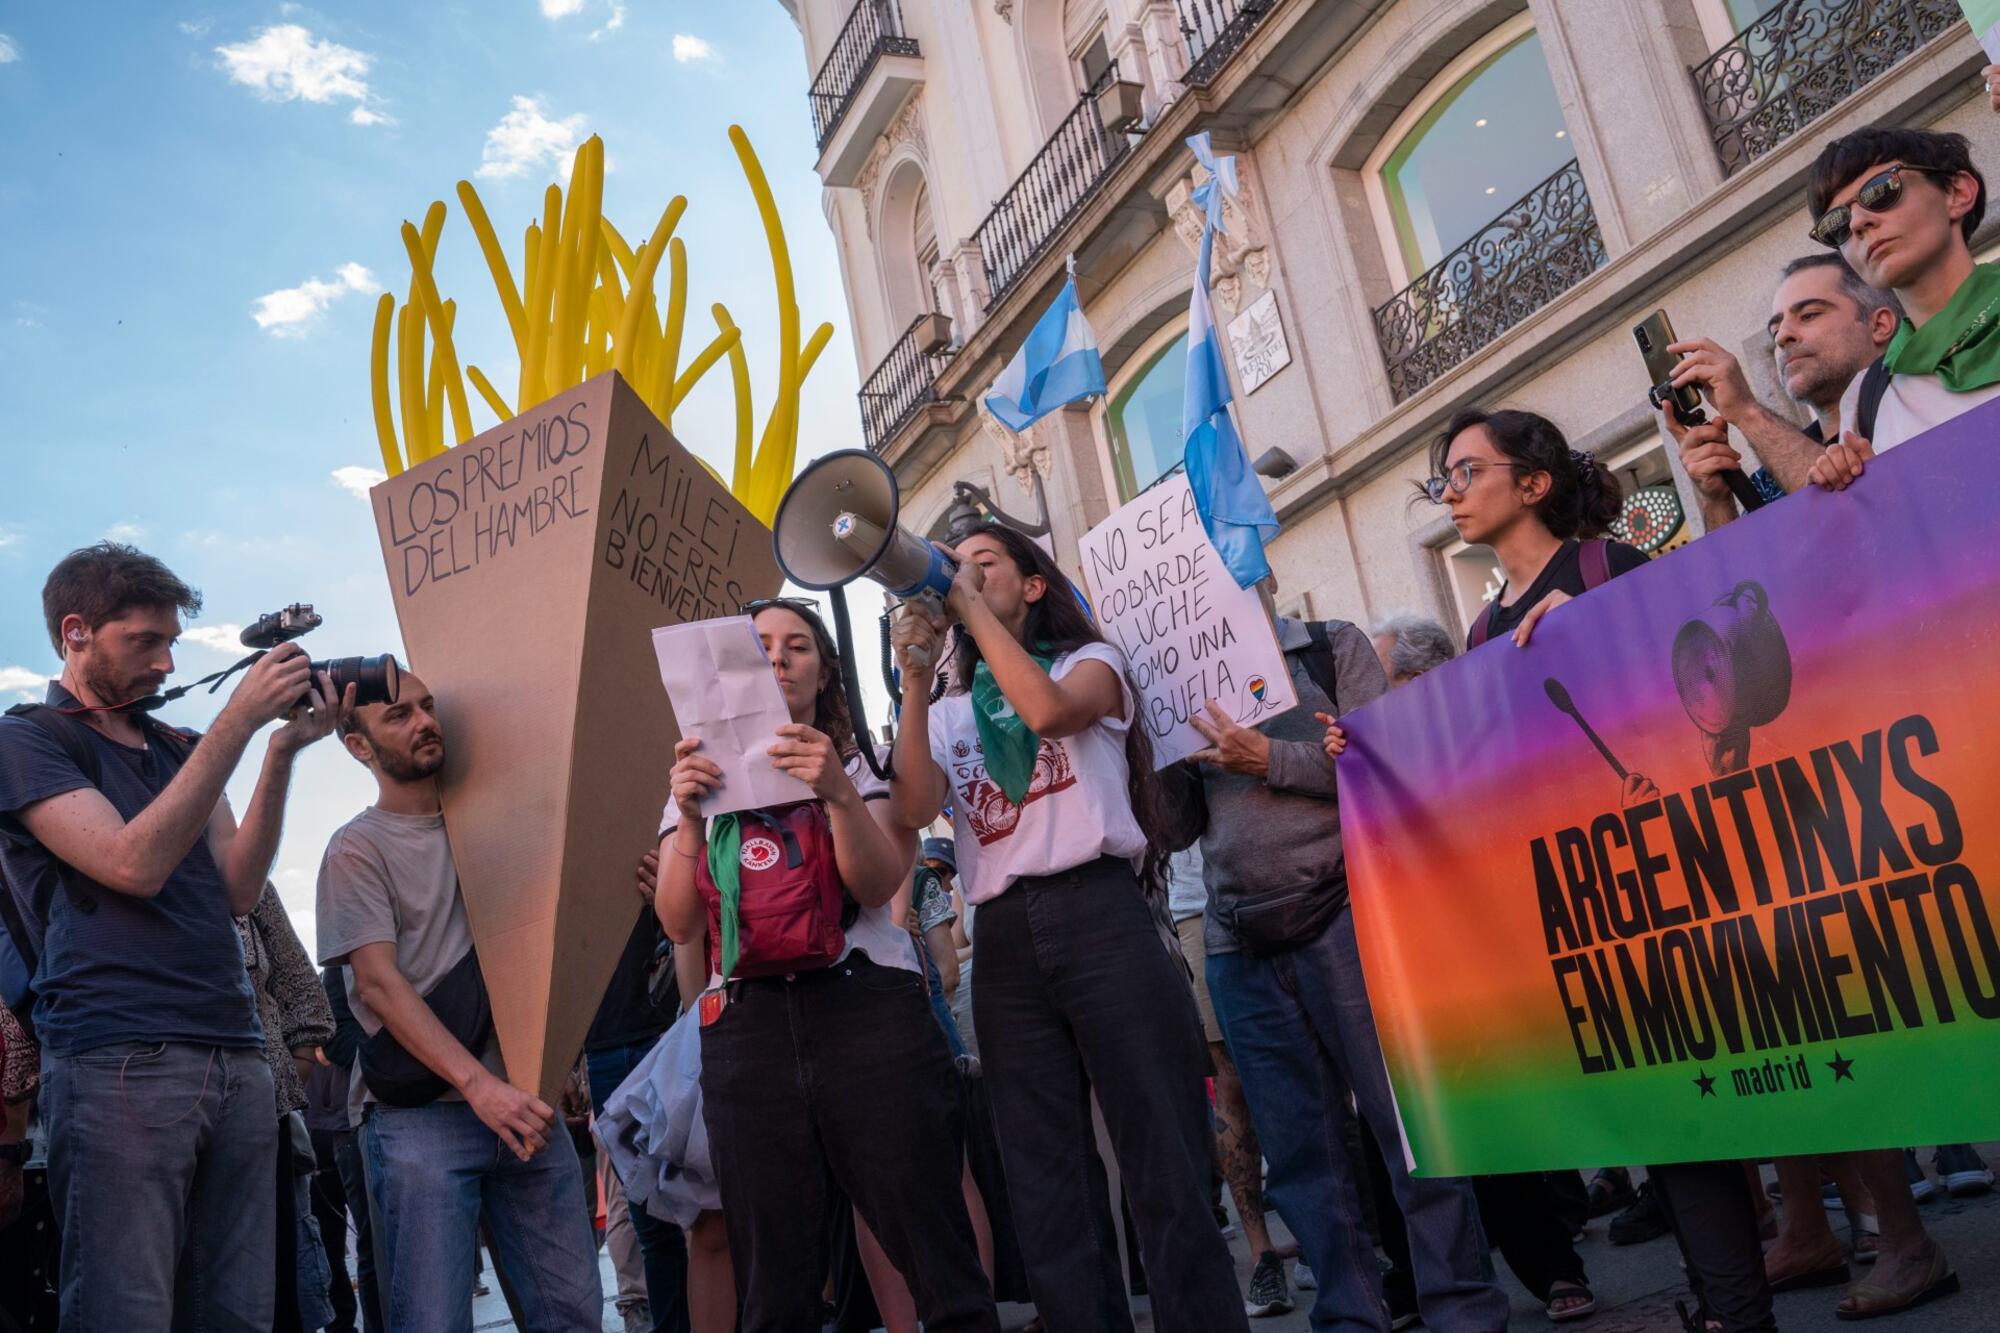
[1802,127,2000,488]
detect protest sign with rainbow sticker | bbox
[1337,400,2000,1175]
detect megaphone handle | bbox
[830,585,895,783]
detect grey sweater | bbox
[1187,617,1389,955]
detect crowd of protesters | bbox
[2,116,1998,1333]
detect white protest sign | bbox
[1078,472,1295,767]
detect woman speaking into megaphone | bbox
[890,526,1252,1331]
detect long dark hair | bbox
[1424,408,1621,540]
[948,525,1171,894]
[750,600,859,762]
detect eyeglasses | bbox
[1809,164,1951,248]
[1423,460,1527,504]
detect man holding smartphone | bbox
[1654,254,1899,529]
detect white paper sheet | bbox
[651,617,812,817]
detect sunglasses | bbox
[742,595,822,617]
[1423,459,1528,504]
[1809,164,1953,248]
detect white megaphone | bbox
[772,449,958,615]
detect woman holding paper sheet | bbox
[653,599,999,1332]
[890,525,1250,1332]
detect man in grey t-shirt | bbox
[316,670,600,1329]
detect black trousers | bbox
[973,858,1249,1333]
[308,1129,359,1333]
[700,950,998,1333]
[1650,1161,1775,1332]
[332,1129,384,1333]
[1471,1173,1588,1302]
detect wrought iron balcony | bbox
[859,313,956,451]
[810,0,920,150]
[1693,0,1960,175]
[974,63,1138,309]
[1178,0,1277,87]
[1371,159,1607,403]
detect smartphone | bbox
[1632,309,1764,513]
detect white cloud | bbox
[0,35,19,64]
[540,0,585,16]
[251,263,381,337]
[181,624,246,653]
[0,526,20,548]
[476,95,589,180]
[105,521,146,542]
[0,666,51,702]
[331,465,387,498]
[589,1,627,40]
[214,24,388,125]
[672,34,715,64]
[178,19,212,37]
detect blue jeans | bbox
[588,1038,690,1333]
[1208,910,1508,1333]
[41,1041,277,1330]
[362,1098,601,1333]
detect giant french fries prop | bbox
[363,130,817,1101]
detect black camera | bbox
[241,603,401,709]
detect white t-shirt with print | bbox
[1838,367,2000,453]
[927,642,1147,906]
[659,750,919,976]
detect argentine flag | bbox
[1182,132,1278,589]
[983,270,1107,433]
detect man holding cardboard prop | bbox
[317,671,600,1331]
[1162,581,1512,1331]
[0,542,347,1331]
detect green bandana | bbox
[971,649,1055,805]
[1883,261,2000,392]
[706,814,743,981]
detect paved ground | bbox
[469,1145,2000,1331]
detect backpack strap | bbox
[1854,355,1891,443]
[1297,621,1341,712]
[5,704,103,790]
[1578,538,1613,592]
[1466,602,1502,650]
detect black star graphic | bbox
[1693,1069,1716,1098]
[1827,1051,1855,1082]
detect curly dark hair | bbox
[947,524,1171,895]
[43,542,203,656]
[1424,408,1621,541]
[750,600,859,762]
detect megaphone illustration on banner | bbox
[772,449,957,612]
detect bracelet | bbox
[671,839,702,858]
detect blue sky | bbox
[0,1,893,957]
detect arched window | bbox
[878,160,936,330]
[1103,320,1188,502]
[1367,15,1575,283]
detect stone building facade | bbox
[778,0,1995,632]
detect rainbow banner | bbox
[1338,402,2000,1176]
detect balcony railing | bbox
[1371,159,1607,402]
[1693,0,1960,175]
[860,314,955,451]
[973,63,1136,308]
[809,0,919,150]
[1178,0,1277,87]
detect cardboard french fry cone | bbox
[370,370,781,1102]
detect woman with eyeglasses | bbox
[653,598,999,1332]
[889,525,1251,1333]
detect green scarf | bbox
[1883,261,2000,392]
[706,814,743,981]
[971,648,1056,805]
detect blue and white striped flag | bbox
[983,267,1107,433]
[1182,131,1278,589]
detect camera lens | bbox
[308,654,401,708]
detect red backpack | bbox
[1466,538,1613,649]
[695,802,850,980]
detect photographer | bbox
[0,541,347,1329]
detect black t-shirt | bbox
[586,909,671,1052]
[1483,539,1650,639]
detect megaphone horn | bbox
[772,449,957,601]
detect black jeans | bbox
[1471,1173,1588,1302]
[973,858,1249,1333]
[332,1128,384,1333]
[309,1129,359,1333]
[700,950,998,1333]
[1650,1161,1776,1332]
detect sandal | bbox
[1546,1280,1596,1323]
[1835,1241,1959,1321]
[1848,1211,1880,1264]
[1768,1259,1849,1293]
